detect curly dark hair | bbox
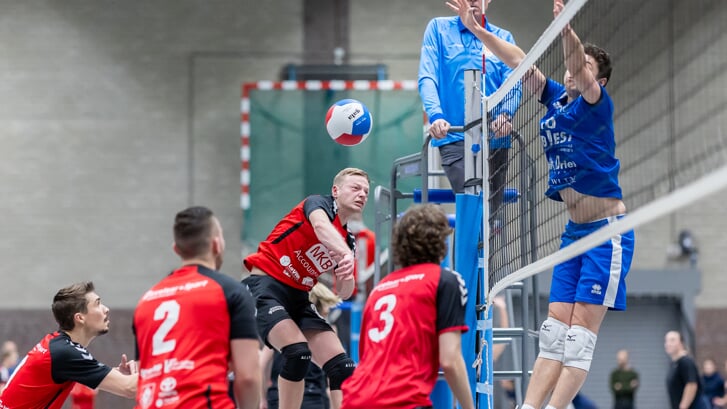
[392,204,452,268]
[52,281,94,331]
[584,43,612,85]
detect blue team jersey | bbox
[538,79,622,201]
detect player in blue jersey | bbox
[448,0,635,408]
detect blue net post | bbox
[454,193,483,408]
[350,299,363,364]
[477,307,494,409]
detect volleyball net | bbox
[484,0,727,301]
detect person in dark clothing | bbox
[701,358,725,409]
[665,331,709,409]
[610,349,639,409]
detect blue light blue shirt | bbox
[539,78,622,201]
[418,17,522,149]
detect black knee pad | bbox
[322,353,355,390]
[279,342,311,382]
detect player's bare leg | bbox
[268,319,308,409]
[521,302,572,408]
[545,302,607,409]
[522,356,563,407]
[305,329,349,409]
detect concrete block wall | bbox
[0,0,303,308]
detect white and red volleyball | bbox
[325,99,372,146]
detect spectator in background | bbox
[610,349,639,409]
[664,330,709,409]
[0,341,19,376]
[711,360,727,408]
[0,340,20,393]
[701,358,725,409]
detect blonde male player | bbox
[243,167,368,409]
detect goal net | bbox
[240,81,424,247]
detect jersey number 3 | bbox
[153,300,180,356]
[367,294,396,343]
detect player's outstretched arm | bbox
[97,369,137,398]
[554,0,601,103]
[439,331,474,409]
[445,0,545,96]
[309,209,354,264]
[230,339,262,409]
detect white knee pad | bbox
[563,325,597,371]
[538,317,569,362]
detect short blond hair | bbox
[309,283,342,311]
[333,168,369,186]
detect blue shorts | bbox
[550,215,635,311]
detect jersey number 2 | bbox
[153,300,180,356]
[367,294,396,343]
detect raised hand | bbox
[446,0,479,32]
[553,0,572,33]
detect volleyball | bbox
[325,99,372,146]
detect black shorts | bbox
[242,274,332,348]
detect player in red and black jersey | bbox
[243,167,369,409]
[133,206,260,409]
[342,204,474,409]
[0,282,137,409]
